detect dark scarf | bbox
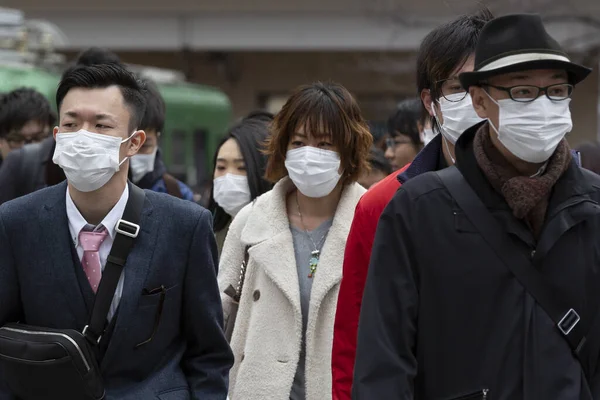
[473,124,571,237]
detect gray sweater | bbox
[289,220,333,400]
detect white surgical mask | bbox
[130,147,157,183]
[421,128,437,146]
[487,94,572,163]
[53,129,135,192]
[213,173,251,217]
[434,93,484,144]
[285,146,342,198]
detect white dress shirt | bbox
[66,185,129,321]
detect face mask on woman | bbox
[213,173,252,217]
[53,129,135,192]
[284,146,342,198]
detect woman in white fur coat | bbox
[219,82,373,400]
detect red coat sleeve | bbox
[332,199,379,400]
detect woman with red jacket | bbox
[330,9,494,399]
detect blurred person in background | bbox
[0,88,55,165]
[575,141,600,174]
[368,121,388,152]
[0,88,58,204]
[0,47,121,205]
[71,46,122,66]
[218,82,372,400]
[129,79,194,200]
[209,113,273,255]
[384,98,423,170]
[331,9,493,400]
[358,147,392,189]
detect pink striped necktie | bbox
[79,227,108,293]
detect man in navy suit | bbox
[0,63,233,399]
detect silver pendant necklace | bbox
[296,192,327,278]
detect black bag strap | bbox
[82,183,146,344]
[436,167,589,357]
[224,246,251,303]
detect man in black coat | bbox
[354,14,600,399]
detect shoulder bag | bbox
[0,184,146,400]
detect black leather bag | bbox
[0,184,146,400]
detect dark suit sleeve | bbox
[0,210,21,399]
[0,150,23,205]
[182,209,234,400]
[352,187,419,399]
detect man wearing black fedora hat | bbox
[354,13,600,399]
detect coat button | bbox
[253,290,261,301]
[531,250,536,259]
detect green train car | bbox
[0,63,232,189]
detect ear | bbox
[469,86,490,119]
[53,126,59,139]
[127,130,146,157]
[420,89,435,117]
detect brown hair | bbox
[264,82,372,184]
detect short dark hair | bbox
[139,79,166,133]
[416,8,493,131]
[244,110,275,122]
[368,146,393,175]
[74,47,122,67]
[388,98,422,147]
[56,64,146,132]
[265,81,373,185]
[0,88,56,139]
[209,118,273,231]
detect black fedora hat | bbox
[459,14,592,90]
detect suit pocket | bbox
[156,386,190,400]
[134,284,181,348]
[139,284,179,308]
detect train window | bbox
[169,130,188,181]
[193,129,208,188]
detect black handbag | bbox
[223,246,250,342]
[0,184,146,400]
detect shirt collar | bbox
[66,185,130,246]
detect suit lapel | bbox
[101,197,158,370]
[38,182,90,328]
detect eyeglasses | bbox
[386,137,412,149]
[436,78,468,102]
[5,130,50,147]
[482,83,573,103]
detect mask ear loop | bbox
[481,90,502,134]
[118,130,139,168]
[431,102,456,165]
